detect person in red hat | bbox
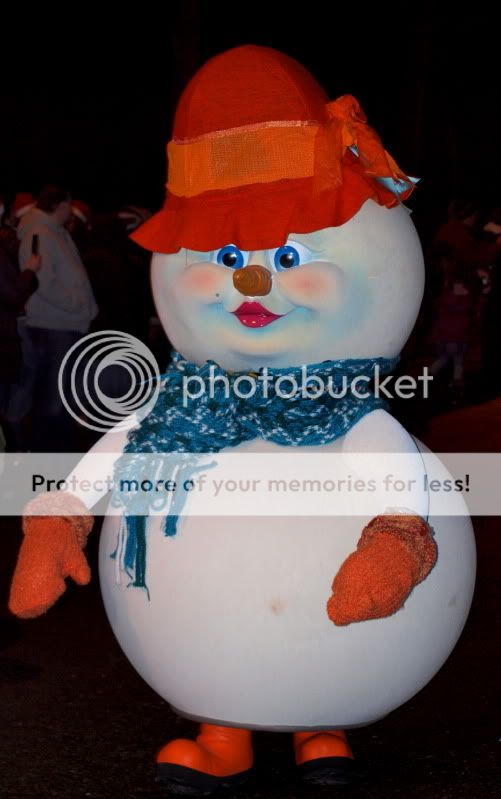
[10,192,35,223]
[5,186,97,450]
[0,193,36,259]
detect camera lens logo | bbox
[58,331,161,432]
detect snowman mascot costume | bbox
[10,46,475,794]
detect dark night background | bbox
[1,3,499,242]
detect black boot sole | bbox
[296,756,358,786]
[157,763,253,796]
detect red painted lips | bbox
[233,302,283,328]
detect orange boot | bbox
[294,729,356,785]
[156,724,254,795]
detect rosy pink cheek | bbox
[280,271,333,302]
[178,267,225,298]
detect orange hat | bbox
[132,45,414,255]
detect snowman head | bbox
[135,46,423,371]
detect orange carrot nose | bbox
[233,264,272,296]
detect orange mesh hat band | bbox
[167,121,318,197]
[166,96,412,199]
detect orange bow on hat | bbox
[314,95,411,193]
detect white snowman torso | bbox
[96,409,475,729]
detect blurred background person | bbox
[481,251,501,398]
[9,192,35,224]
[5,186,97,451]
[434,196,499,276]
[0,192,35,263]
[0,230,41,416]
[428,243,476,402]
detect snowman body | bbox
[92,201,475,729]
[98,425,475,730]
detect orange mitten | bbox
[327,514,437,626]
[9,493,94,619]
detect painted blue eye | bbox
[273,245,301,271]
[272,241,315,271]
[216,245,245,269]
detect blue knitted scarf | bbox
[111,351,398,590]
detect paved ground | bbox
[1,402,500,798]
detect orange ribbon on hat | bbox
[316,95,410,189]
[166,95,411,198]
